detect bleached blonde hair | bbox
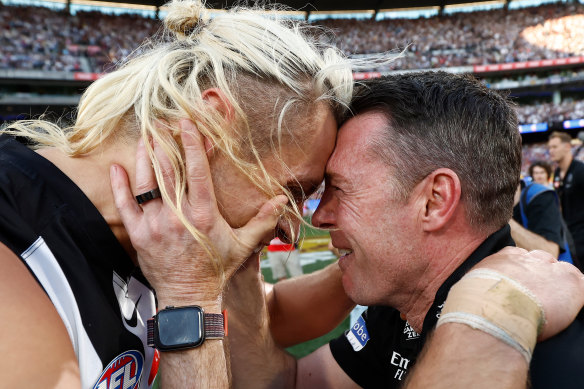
[3,0,360,281]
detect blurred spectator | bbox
[0,6,159,72]
[521,141,584,178]
[549,131,584,264]
[267,238,303,282]
[510,177,574,263]
[318,3,584,71]
[528,160,553,187]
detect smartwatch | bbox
[147,305,226,351]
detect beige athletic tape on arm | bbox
[436,269,545,363]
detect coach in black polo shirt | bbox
[319,75,584,389]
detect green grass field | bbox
[261,257,350,359]
[259,215,351,358]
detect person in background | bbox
[267,238,303,281]
[549,131,584,263]
[510,177,573,264]
[528,160,553,187]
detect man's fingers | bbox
[134,138,158,196]
[110,164,142,228]
[497,246,529,256]
[180,120,216,207]
[526,249,558,263]
[234,195,289,254]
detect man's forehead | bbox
[333,113,385,156]
[326,112,387,179]
[549,138,566,145]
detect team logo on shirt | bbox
[390,351,411,381]
[403,322,420,340]
[93,350,143,389]
[436,302,445,319]
[346,315,370,351]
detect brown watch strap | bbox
[204,312,225,339]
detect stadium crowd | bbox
[1,2,584,73]
[2,2,584,124]
[0,5,159,72]
[321,3,584,70]
[516,99,584,124]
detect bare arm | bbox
[405,323,528,389]
[0,243,81,388]
[225,256,297,389]
[297,345,362,389]
[225,256,358,389]
[509,219,560,258]
[267,262,355,347]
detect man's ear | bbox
[420,168,461,232]
[199,88,235,157]
[201,88,235,123]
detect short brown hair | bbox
[549,131,572,144]
[348,72,521,233]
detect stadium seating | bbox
[2,2,583,73]
[1,2,584,126]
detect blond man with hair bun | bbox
[0,1,362,387]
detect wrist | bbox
[157,295,223,313]
[437,268,544,363]
[155,285,223,310]
[148,305,227,351]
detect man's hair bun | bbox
[164,0,210,39]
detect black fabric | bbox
[554,159,584,262]
[329,306,420,388]
[330,225,584,388]
[512,190,564,250]
[530,309,584,389]
[0,134,156,388]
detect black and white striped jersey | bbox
[0,134,158,389]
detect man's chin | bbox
[341,272,362,304]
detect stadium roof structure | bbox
[87,0,513,14]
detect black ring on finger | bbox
[135,188,162,205]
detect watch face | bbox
[157,306,204,350]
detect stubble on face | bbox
[324,113,424,308]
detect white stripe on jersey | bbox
[22,237,103,389]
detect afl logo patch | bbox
[93,350,143,389]
[346,316,370,352]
